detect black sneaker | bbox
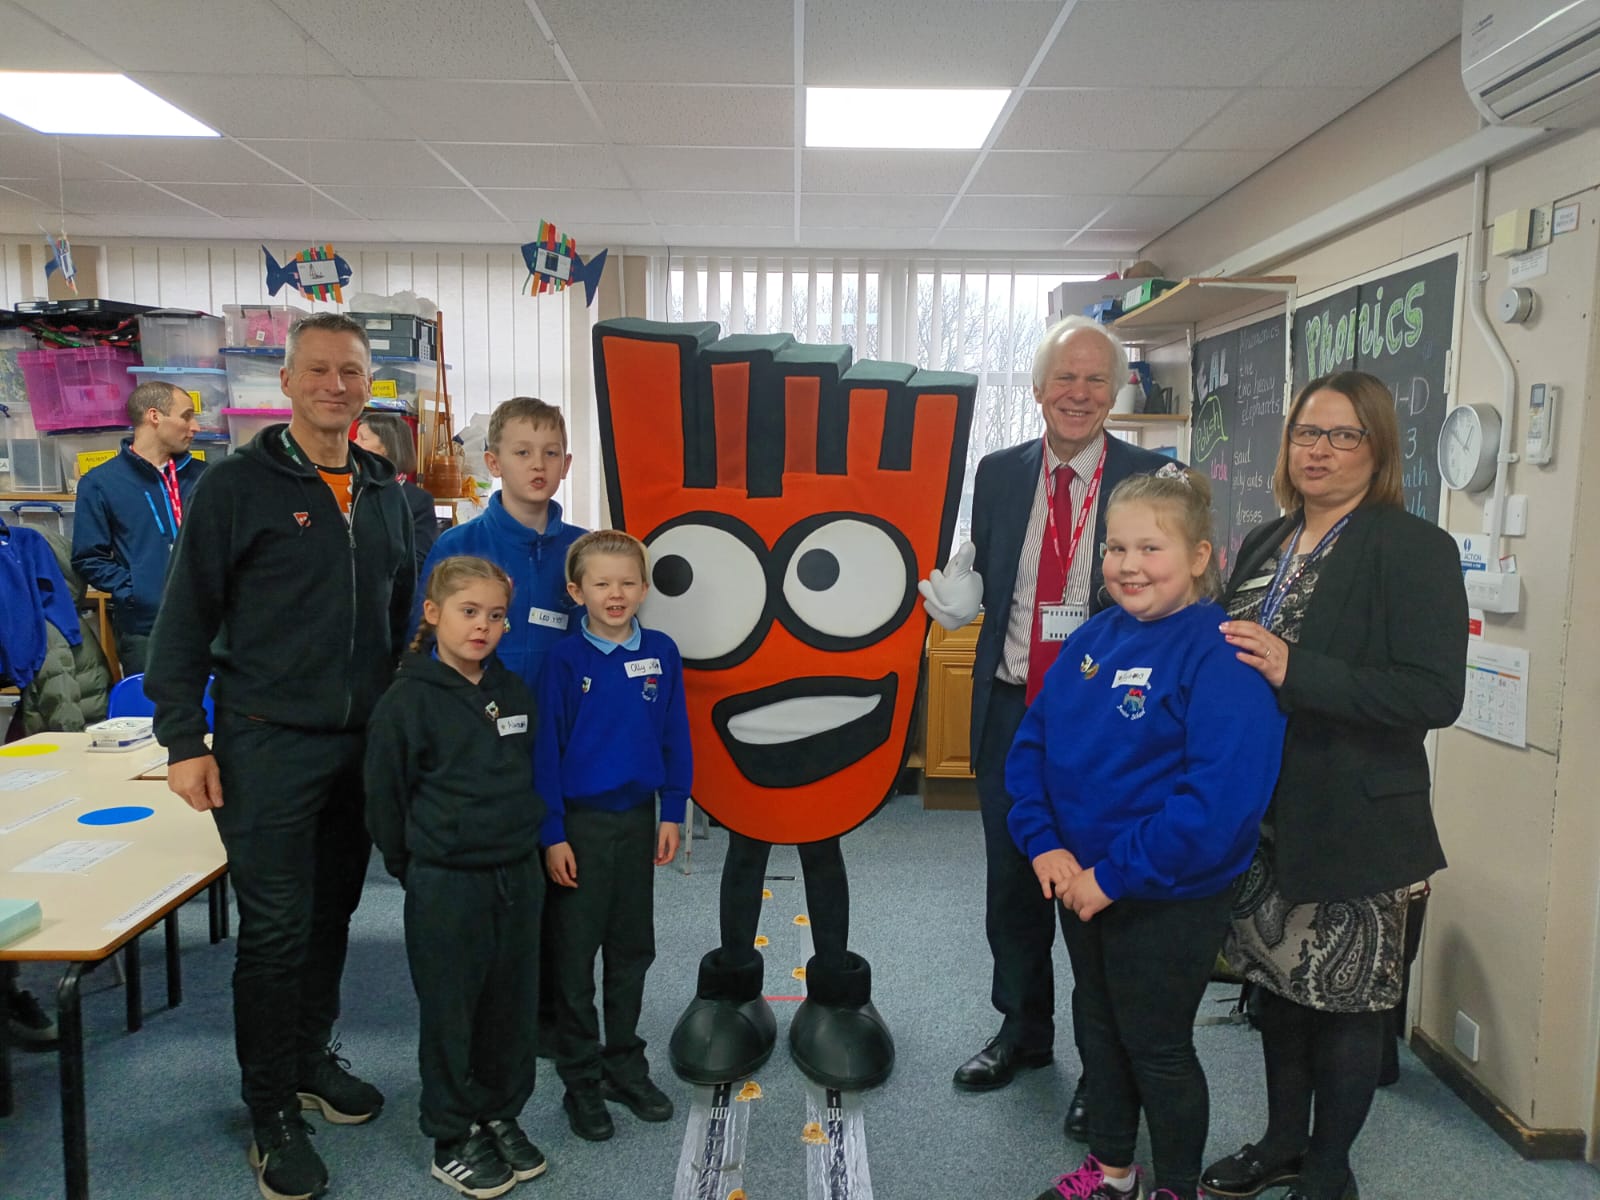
[563,1087,615,1141]
[431,1129,516,1198]
[7,987,59,1046]
[296,1040,384,1124]
[249,1106,328,1200]
[602,1073,674,1121]
[483,1118,547,1181]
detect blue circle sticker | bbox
[78,806,155,826]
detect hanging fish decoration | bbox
[40,225,77,294]
[520,219,607,306]
[263,244,352,304]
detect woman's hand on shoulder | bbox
[1219,619,1288,688]
[1030,848,1081,901]
[1064,866,1112,922]
[545,842,577,888]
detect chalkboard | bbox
[1190,315,1286,578]
[1292,254,1457,523]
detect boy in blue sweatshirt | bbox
[71,380,205,674]
[535,530,690,1143]
[1006,468,1285,1200]
[413,397,586,689]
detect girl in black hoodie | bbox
[365,555,548,1199]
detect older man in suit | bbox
[921,315,1173,1136]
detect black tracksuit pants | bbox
[549,804,656,1091]
[405,858,543,1140]
[211,711,373,1116]
[976,681,1087,1060]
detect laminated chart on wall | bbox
[1456,640,1528,747]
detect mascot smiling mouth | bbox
[711,675,898,788]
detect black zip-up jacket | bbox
[363,652,545,882]
[147,424,416,764]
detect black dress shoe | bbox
[1062,1076,1089,1139]
[1283,1171,1358,1200]
[603,1074,675,1122]
[1200,1143,1303,1197]
[563,1088,615,1141]
[952,1038,1052,1091]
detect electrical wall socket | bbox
[1454,1011,1481,1063]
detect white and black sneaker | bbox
[431,1128,516,1198]
[483,1118,547,1181]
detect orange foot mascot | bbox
[594,319,974,1090]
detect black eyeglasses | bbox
[1288,423,1369,451]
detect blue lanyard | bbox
[1258,514,1349,630]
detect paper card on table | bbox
[11,839,130,874]
[103,873,206,932]
[0,769,66,791]
[0,795,79,835]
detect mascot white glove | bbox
[917,541,982,631]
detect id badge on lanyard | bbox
[1038,602,1088,643]
[1037,442,1106,642]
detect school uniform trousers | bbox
[549,802,657,1091]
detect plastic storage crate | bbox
[223,304,307,349]
[222,349,287,408]
[50,429,125,493]
[224,407,290,448]
[0,398,64,492]
[369,358,448,415]
[127,366,229,432]
[136,310,225,368]
[21,346,141,431]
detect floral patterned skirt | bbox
[1226,832,1409,1013]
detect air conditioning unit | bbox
[1462,0,1600,128]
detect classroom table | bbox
[0,732,229,1200]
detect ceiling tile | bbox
[1088,195,1210,230]
[1184,87,1369,151]
[243,140,461,187]
[1061,229,1149,253]
[656,225,793,248]
[62,178,221,217]
[552,224,662,246]
[947,194,1109,230]
[1130,150,1275,196]
[12,0,344,74]
[1035,0,1307,88]
[431,143,631,190]
[0,4,116,70]
[132,75,403,141]
[968,150,1165,196]
[647,191,791,226]
[996,88,1235,152]
[359,220,525,244]
[481,188,651,225]
[61,214,248,239]
[1256,0,1460,88]
[805,0,1060,86]
[0,134,128,181]
[61,137,300,185]
[270,0,564,80]
[586,85,792,147]
[797,228,940,250]
[801,194,952,226]
[802,149,975,195]
[539,0,792,84]
[614,147,791,192]
[931,228,1081,252]
[316,186,504,223]
[359,80,599,144]
[158,183,353,221]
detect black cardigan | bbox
[1225,503,1468,903]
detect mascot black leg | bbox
[668,832,777,1083]
[788,837,895,1090]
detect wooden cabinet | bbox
[924,617,981,779]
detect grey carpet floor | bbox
[2,792,1597,1199]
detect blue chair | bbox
[108,673,214,729]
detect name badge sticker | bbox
[1112,667,1152,688]
[1238,575,1275,592]
[497,715,528,736]
[528,607,569,630]
[624,657,663,679]
[1039,603,1087,643]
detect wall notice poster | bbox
[1190,315,1286,578]
[1292,253,1457,525]
[1457,640,1528,748]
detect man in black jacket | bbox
[71,379,205,674]
[148,313,415,1200]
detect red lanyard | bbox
[162,460,183,529]
[1041,438,1106,603]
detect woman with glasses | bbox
[1201,371,1468,1200]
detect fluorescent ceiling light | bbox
[806,87,1010,150]
[0,72,219,137]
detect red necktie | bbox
[1026,463,1075,703]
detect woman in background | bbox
[357,412,439,574]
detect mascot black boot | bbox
[789,951,894,1090]
[669,948,776,1084]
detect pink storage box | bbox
[224,304,307,349]
[20,346,141,431]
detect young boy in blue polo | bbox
[535,530,690,1142]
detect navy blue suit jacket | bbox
[968,434,1174,757]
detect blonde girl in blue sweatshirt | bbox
[1007,466,1286,1200]
[535,530,691,1144]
